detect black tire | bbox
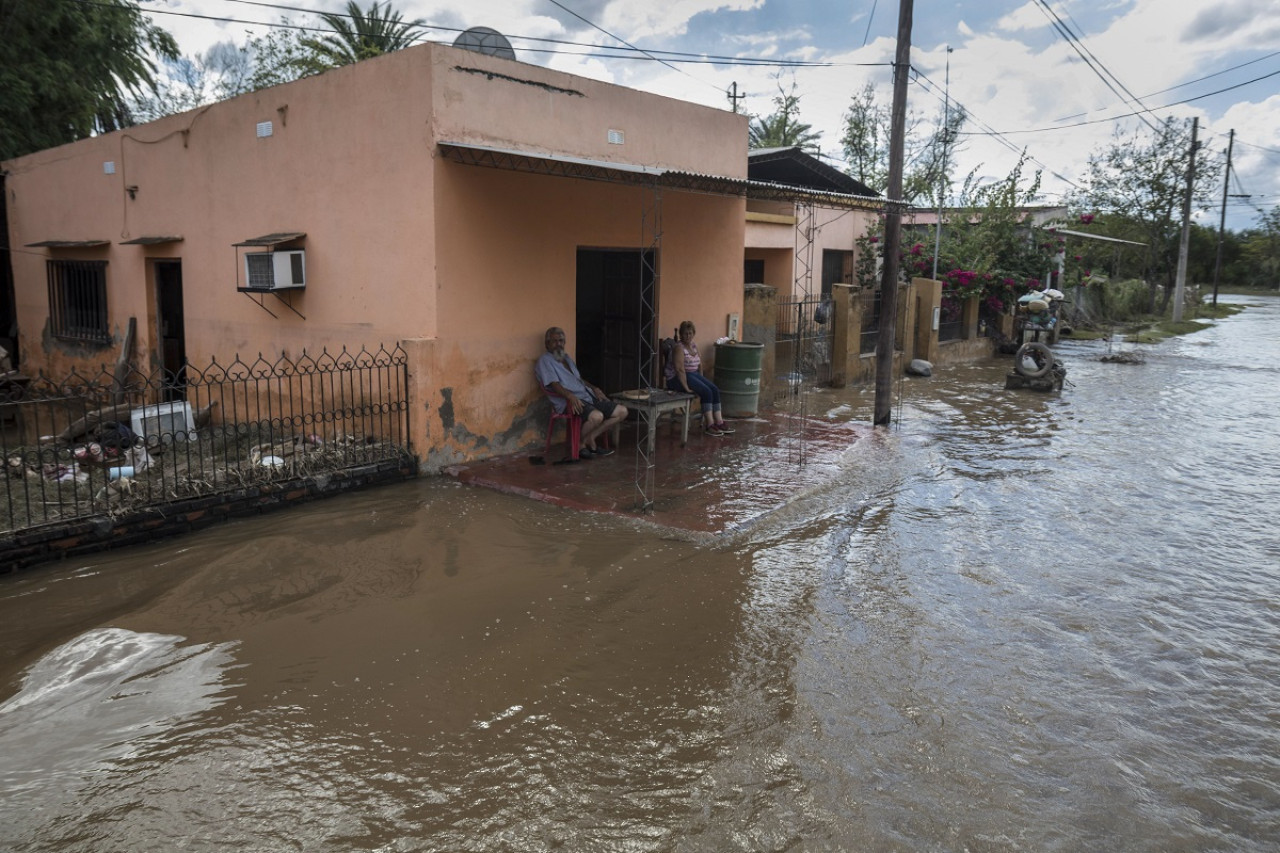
[1015,342,1054,378]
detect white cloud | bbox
[603,0,766,41]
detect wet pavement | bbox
[446,400,874,536]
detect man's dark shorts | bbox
[584,397,619,420]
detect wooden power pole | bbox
[873,0,914,426]
[1212,128,1234,307]
[1172,116,1198,323]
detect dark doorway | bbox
[155,260,187,401]
[821,249,852,297]
[575,248,655,394]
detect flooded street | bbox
[2,296,1278,852]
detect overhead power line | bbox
[76,0,881,70]
[955,66,1280,136]
[1055,49,1280,123]
[1033,0,1162,134]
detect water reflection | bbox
[1,298,1278,851]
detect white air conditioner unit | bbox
[244,250,306,290]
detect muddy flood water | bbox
[2,296,1278,852]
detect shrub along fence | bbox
[0,345,414,569]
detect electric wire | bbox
[1033,0,1162,134]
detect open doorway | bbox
[575,248,655,393]
[154,260,187,401]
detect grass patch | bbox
[1128,319,1212,344]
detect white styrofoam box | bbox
[131,401,196,443]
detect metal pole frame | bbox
[632,183,663,511]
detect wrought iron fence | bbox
[0,345,412,536]
[775,293,833,388]
[939,294,965,342]
[858,286,910,354]
[860,288,882,354]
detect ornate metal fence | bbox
[0,345,412,536]
[775,294,834,387]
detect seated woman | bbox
[665,320,734,437]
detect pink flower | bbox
[868,236,879,244]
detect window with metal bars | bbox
[47,260,110,344]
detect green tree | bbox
[0,0,178,159]
[296,0,426,72]
[1240,206,1280,289]
[1067,117,1221,310]
[839,83,967,203]
[131,22,313,122]
[748,79,822,151]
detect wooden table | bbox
[611,389,697,454]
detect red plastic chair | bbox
[542,386,582,460]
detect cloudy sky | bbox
[142,0,1280,231]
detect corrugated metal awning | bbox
[438,142,883,211]
[1044,226,1146,247]
[233,232,306,247]
[24,239,110,248]
[119,235,184,245]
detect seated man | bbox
[535,327,627,459]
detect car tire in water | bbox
[1015,342,1054,378]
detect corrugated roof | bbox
[439,142,884,210]
[748,146,879,198]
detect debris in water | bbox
[1100,352,1145,364]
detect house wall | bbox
[431,49,745,178]
[419,162,745,470]
[745,204,876,302]
[3,46,440,379]
[3,43,751,470]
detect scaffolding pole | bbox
[632,184,663,511]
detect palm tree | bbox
[748,80,822,151]
[299,1,427,69]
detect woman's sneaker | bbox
[704,426,726,437]
[715,422,735,434]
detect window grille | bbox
[47,260,110,344]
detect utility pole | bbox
[1172,116,1198,323]
[931,46,952,281]
[1211,128,1234,307]
[874,0,913,427]
[727,82,744,113]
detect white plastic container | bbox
[130,401,196,443]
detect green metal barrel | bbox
[714,342,765,417]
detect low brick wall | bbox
[0,459,417,574]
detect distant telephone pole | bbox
[873,0,914,426]
[1172,116,1198,323]
[1211,128,1234,307]
[727,82,744,113]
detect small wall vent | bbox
[256,121,274,138]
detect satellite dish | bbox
[453,27,517,61]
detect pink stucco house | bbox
[2,42,758,470]
[744,147,880,300]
